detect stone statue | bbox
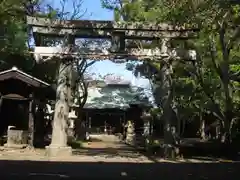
[125,120,136,146]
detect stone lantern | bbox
[141,110,153,149]
[68,108,77,140]
[141,111,152,137]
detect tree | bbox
[0,0,62,76]
[0,0,38,71]
[0,0,97,142]
[26,0,96,102]
[102,0,191,159]
[102,0,240,158]
[165,0,240,143]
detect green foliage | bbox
[102,0,240,141]
[0,0,31,71]
[0,0,87,84]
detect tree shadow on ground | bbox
[179,140,240,161]
[68,138,103,149]
[73,146,145,159]
[0,159,239,180]
[139,138,240,162]
[35,137,103,149]
[69,137,240,162]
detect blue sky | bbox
[45,0,113,20]
[43,0,152,92]
[81,0,113,20]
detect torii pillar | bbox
[46,34,74,156]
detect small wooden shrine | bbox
[0,66,54,148]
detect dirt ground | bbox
[0,135,238,179]
[0,146,234,163]
[0,147,239,180]
[0,135,237,163]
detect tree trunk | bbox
[74,77,88,139]
[159,60,177,159]
[218,26,233,144]
[221,110,232,143]
[199,112,206,140]
[163,106,177,159]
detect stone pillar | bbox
[46,34,74,156]
[46,59,73,156]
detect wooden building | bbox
[0,66,55,147]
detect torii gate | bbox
[26,16,198,156]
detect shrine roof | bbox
[82,85,150,109]
[0,66,50,88]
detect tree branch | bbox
[193,53,225,121]
[227,25,240,51]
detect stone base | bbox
[4,143,27,149]
[45,145,72,157]
[126,134,136,146]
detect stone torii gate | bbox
[26,16,198,156]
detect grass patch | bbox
[68,140,83,149]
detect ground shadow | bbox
[36,137,103,149]
[68,138,103,149]
[179,140,240,161]
[137,138,240,162]
[0,159,239,180]
[73,146,144,159]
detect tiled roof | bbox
[83,85,149,109]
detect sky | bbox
[42,0,153,100]
[45,0,113,20]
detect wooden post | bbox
[46,34,74,156]
[35,100,45,147]
[28,94,34,147]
